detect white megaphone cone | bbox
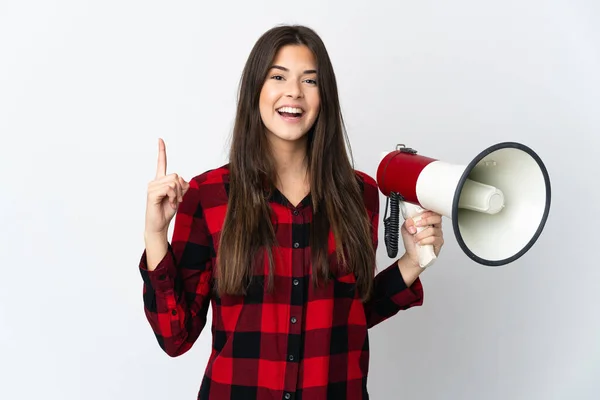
[377,142,551,268]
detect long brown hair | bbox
[216,24,376,301]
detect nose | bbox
[285,80,303,98]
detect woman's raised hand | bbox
[144,138,190,237]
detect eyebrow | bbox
[270,65,317,74]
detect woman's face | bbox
[259,44,320,146]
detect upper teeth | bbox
[278,107,303,114]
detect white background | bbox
[1,0,598,399]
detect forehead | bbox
[271,44,316,70]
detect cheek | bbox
[309,92,320,112]
[258,88,271,112]
[260,86,278,106]
[259,97,275,124]
[309,98,320,120]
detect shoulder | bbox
[189,163,230,187]
[354,169,377,189]
[183,164,230,209]
[354,169,380,214]
[177,164,231,231]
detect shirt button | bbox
[293,279,299,286]
[288,355,294,361]
[292,209,299,216]
[293,242,299,248]
[291,317,297,324]
[284,393,291,399]
[171,309,177,316]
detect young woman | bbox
[140,24,444,400]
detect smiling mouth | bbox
[277,106,304,119]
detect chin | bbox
[265,121,314,143]
[268,129,310,143]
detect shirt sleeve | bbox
[139,176,214,357]
[357,171,424,329]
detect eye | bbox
[304,79,317,85]
[270,75,284,81]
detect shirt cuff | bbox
[139,243,177,293]
[377,260,424,307]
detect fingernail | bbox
[410,227,417,234]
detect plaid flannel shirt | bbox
[139,165,424,400]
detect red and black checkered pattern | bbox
[139,165,423,400]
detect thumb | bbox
[179,176,190,195]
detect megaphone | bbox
[377,142,551,268]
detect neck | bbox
[268,134,309,184]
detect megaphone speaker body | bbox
[377,142,551,267]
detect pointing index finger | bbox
[156,138,167,178]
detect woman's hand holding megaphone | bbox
[401,203,444,269]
